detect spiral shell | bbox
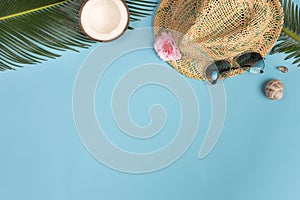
[265,79,284,100]
[277,66,288,73]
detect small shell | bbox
[265,79,284,100]
[277,66,288,73]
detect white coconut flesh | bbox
[80,0,129,41]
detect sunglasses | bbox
[205,52,265,85]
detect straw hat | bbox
[154,0,284,80]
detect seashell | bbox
[277,66,288,73]
[265,79,284,100]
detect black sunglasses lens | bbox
[237,52,265,74]
[248,59,265,74]
[237,52,263,68]
[215,60,231,72]
[205,61,230,84]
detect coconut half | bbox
[80,0,129,42]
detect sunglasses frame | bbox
[205,52,265,84]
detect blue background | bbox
[1,2,300,200]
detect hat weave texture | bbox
[154,0,284,80]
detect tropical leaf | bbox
[127,0,158,25]
[0,0,157,71]
[271,0,300,67]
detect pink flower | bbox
[154,32,181,61]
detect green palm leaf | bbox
[0,0,157,71]
[271,0,300,67]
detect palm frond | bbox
[0,0,158,71]
[126,0,157,24]
[271,0,300,67]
